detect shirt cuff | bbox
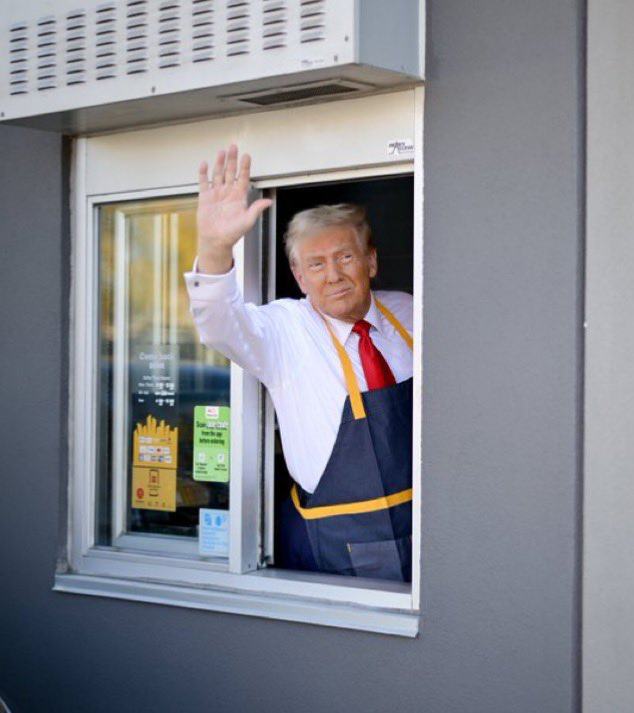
[184,258,240,302]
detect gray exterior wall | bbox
[0,1,583,712]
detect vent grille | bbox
[299,0,325,43]
[65,10,87,85]
[126,0,148,75]
[95,3,117,80]
[226,0,249,57]
[191,0,214,63]
[5,0,349,107]
[9,22,29,96]
[262,0,287,51]
[37,16,57,90]
[231,81,363,106]
[158,0,180,68]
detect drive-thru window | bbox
[1,0,424,635]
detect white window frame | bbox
[56,88,424,637]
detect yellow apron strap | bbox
[320,317,367,420]
[292,483,413,520]
[316,296,414,420]
[375,298,414,351]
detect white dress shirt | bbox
[184,265,413,493]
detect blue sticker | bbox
[199,508,229,557]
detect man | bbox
[185,144,414,581]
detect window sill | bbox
[54,572,420,637]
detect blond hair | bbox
[283,203,374,266]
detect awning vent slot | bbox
[65,10,87,86]
[227,79,372,106]
[158,0,181,68]
[37,16,57,91]
[9,22,29,96]
[299,0,325,43]
[95,3,118,80]
[126,0,149,75]
[226,0,250,57]
[191,0,214,63]
[262,0,287,51]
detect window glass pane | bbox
[96,196,230,548]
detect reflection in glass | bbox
[97,196,230,549]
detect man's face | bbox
[291,225,378,323]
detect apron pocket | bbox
[347,536,410,582]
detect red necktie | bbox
[352,319,396,390]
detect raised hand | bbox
[197,144,272,274]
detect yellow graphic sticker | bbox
[131,415,178,512]
[133,414,178,469]
[132,466,177,512]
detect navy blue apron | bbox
[279,298,413,582]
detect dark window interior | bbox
[270,174,414,567]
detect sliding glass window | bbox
[96,196,231,557]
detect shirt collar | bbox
[313,291,383,345]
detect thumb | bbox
[247,198,273,223]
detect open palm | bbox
[197,144,272,257]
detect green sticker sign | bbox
[193,405,230,482]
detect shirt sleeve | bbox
[184,261,285,389]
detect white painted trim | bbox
[112,533,207,558]
[111,207,129,541]
[65,89,424,634]
[71,548,413,610]
[254,163,414,189]
[88,185,198,202]
[54,573,419,638]
[82,90,418,195]
[81,164,414,201]
[229,229,261,574]
[67,137,83,568]
[262,188,278,563]
[69,137,99,568]
[411,85,425,610]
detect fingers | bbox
[211,148,227,188]
[206,144,253,191]
[224,143,239,185]
[198,160,210,193]
[236,152,252,192]
[247,197,273,223]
